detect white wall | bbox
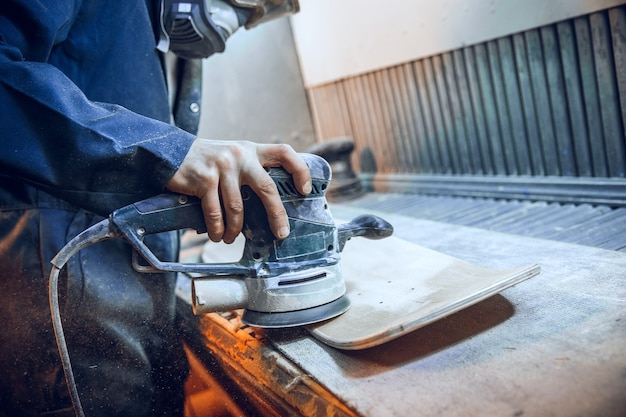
[290,0,626,88]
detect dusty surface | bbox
[266,206,626,417]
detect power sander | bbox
[49,153,392,416]
[50,152,393,326]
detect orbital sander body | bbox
[190,153,393,326]
[52,153,393,328]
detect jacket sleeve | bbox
[0,1,196,215]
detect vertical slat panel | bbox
[464,46,495,174]
[433,54,462,173]
[525,29,561,176]
[541,25,577,176]
[488,40,517,174]
[610,7,626,138]
[574,16,608,177]
[307,5,626,181]
[413,60,444,173]
[590,11,626,176]
[389,65,420,172]
[475,43,508,175]
[343,77,373,172]
[404,63,436,173]
[351,76,369,172]
[422,58,453,173]
[306,88,326,142]
[319,85,340,138]
[431,55,457,173]
[374,70,403,172]
[334,79,364,174]
[381,68,407,172]
[366,72,393,173]
[557,20,593,177]
[337,79,357,165]
[425,56,450,173]
[452,49,484,174]
[498,37,532,175]
[442,52,473,174]
[335,82,353,138]
[308,84,352,142]
[371,71,393,170]
[355,76,384,172]
[512,33,545,175]
[318,86,334,139]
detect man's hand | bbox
[165,139,312,244]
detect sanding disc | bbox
[242,295,350,328]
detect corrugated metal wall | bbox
[307,6,626,187]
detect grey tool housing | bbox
[53,153,393,328]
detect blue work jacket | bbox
[0,1,196,415]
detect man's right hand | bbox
[165,139,312,244]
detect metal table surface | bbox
[341,193,626,252]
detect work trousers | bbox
[0,192,187,416]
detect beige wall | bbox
[291,0,626,88]
[198,19,316,151]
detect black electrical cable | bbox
[49,264,85,417]
[48,218,114,417]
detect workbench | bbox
[177,193,626,417]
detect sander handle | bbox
[337,214,394,252]
[111,193,252,275]
[112,193,207,235]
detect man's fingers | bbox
[219,176,245,244]
[200,192,224,242]
[248,167,291,239]
[257,144,312,195]
[291,167,312,195]
[247,144,312,239]
[166,140,311,242]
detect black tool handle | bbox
[113,193,207,235]
[110,193,251,275]
[337,214,394,252]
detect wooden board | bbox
[307,234,540,350]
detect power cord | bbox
[48,219,115,417]
[49,264,85,417]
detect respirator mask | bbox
[157,0,300,59]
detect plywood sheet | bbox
[308,234,539,349]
